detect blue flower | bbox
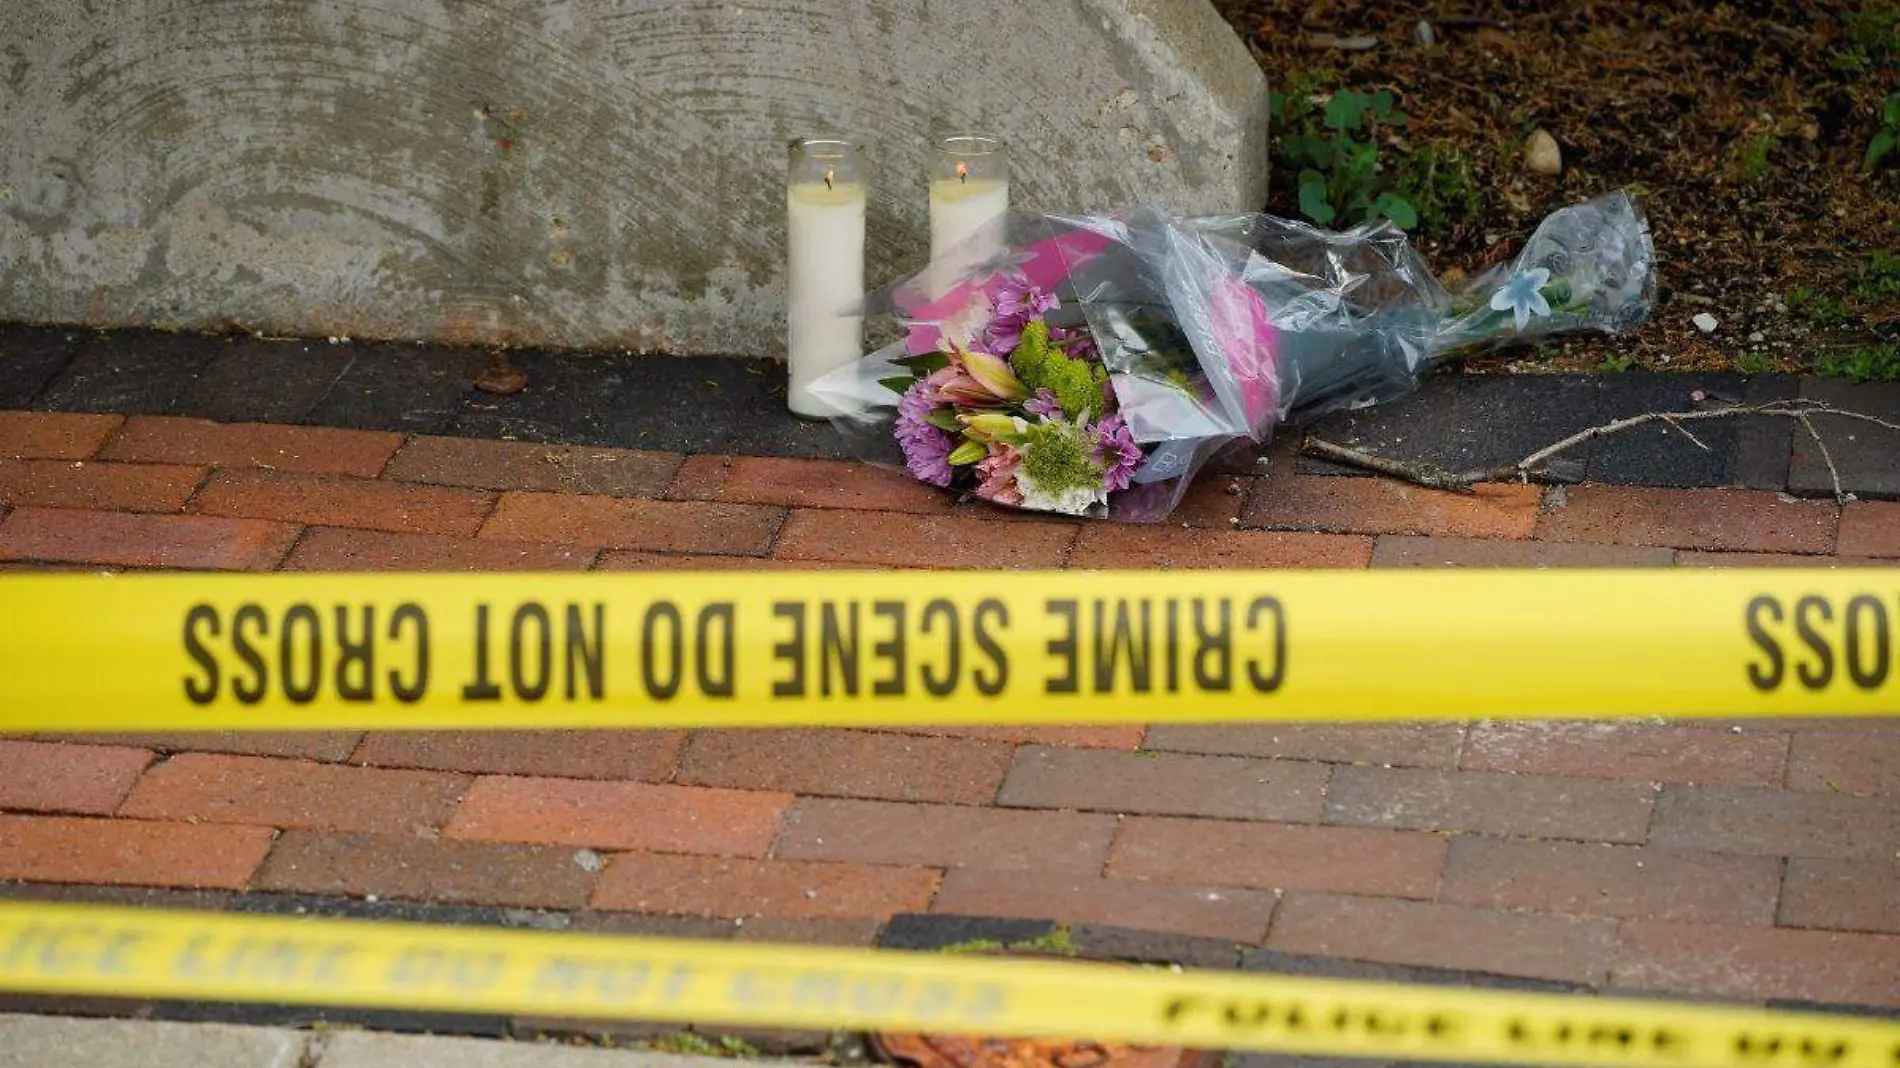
[1489,267,1553,331]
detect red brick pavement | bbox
[2,413,1898,1009]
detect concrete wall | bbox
[0,0,1268,355]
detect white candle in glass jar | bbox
[785,139,866,418]
[927,135,1009,292]
[929,174,1009,266]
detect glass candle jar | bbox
[785,137,867,418]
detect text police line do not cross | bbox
[178,595,1291,706]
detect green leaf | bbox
[924,408,964,432]
[892,352,949,374]
[1374,193,1419,230]
[1324,92,1367,132]
[1885,92,1900,127]
[1370,90,1396,117]
[1298,170,1337,225]
[1387,108,1411,126]
[946,439,987,466]
[878,376,916,395]
[1868,129,1898,172]
[1268,90,1287,119]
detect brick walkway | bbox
[1,403,1898,1018]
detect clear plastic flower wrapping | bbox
[811,190,1655,522]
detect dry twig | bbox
[1303,398,1899,502]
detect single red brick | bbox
[1675,551,1891,567]
[0,459,206,512]
[999,746,1328,822]
[482,492,781,554]
[1441,838,1781,924]
[0,508,299,570]
[1167,475,1252,528]
[1141,723,1464,768]
[98,416,402,477]
[1786,729,1900,796]
[0,741,154,815]
[1243,477,1540,539]
[712,456,954,513]
[1838,500,1900,558]
[665,454,734,501]
[1371,535,1674,568]
[193,469,495,536]
[1780,858,1900,933]
[1461,722,1789,786]
[591,853,939,919]
[773,799,1116,872]
[1108,817,1445,898]
[255,829,597,909]
[596,552,868,571]
[1325,766,1656,843]
[1537,486,1837,553]
[867,726,1147,750]
[1614,920,1900,1006]
[445,777,790,856]
[678,729,1012,805]
[1068,526,1371,569]
[1270,893,1616,986]
[0,814,273,889]
[282,527,595,571]
[353,731,685,781]
[40,733,361,762]
[383,436,681,496]
[1650,786,1900,858]
[0,412,123,460]
[932,869,1276,943]
[120,754,467,835]
[730,916,882,946]
[774,510,1075,568]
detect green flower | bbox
[1015,419,1108,515]
[1010,320,1107,421]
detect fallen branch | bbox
[1303,398,1900,502]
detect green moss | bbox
[648,1033,764,1059]
[938,926,1080,958]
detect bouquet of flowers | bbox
[812,191,1654,521]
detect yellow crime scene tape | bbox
[1,569,1896,730]
[2,568,1899,730]
[1,901,1896,1068]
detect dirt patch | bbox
[1210,0,1900,376]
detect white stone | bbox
[1693,313,1719,333]
[315,1030,750,1068]
[0,0,1268,356]
[1525,129,1562,175]
[0,1015,306,1068]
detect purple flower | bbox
[895,379,955,486]
[1094,413,1142,493]
[984,274,1060,353]
[1024,389,1062,419]
[1049,324,1098,363]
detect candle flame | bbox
[823,168,834,191]
[956,161,968,183]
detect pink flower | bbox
[974,443,1025,506]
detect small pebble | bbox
[1692,312,1719,333]
[1748,331,1765,343]
[1525,129,1562,176]
[1414,19,1436,45]
[573,848,605,873]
